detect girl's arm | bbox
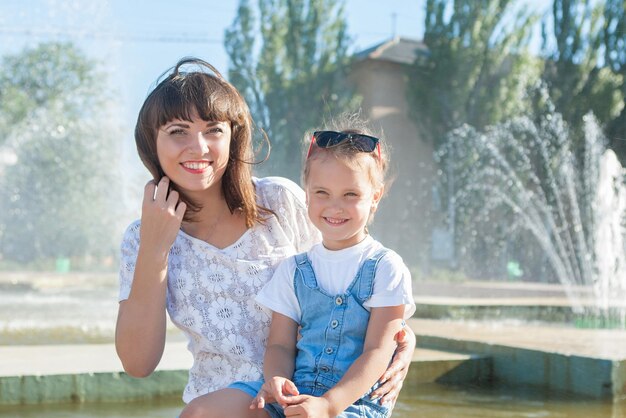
[370,324,416,404]
[284,305,405,417]
[252,312,300,409]
[115,178,186,377]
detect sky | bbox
[0,0,549,183]
[0,0,425,119]
[0,0,433,178]
[0,0,551,117]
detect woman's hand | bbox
[139,177,186,256]
[369,324,415,405]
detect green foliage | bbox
[542,2,611,130]
[602,0,625,74]
[541,0,625,162]
[407,0,541,149]
[602,0,626,159]
[225,0,359,180]
[0,42,103,142]
[0,42,122,265]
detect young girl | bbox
[181,116,415,418]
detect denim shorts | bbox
[227,380,389,418]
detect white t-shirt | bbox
[118,177,320,403]
[257,236,416,323]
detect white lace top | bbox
[118,177,320,403]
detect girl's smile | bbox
[323,216,349,226]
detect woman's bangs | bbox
[198,89,241,124]
[155,86,196,127]
[150,75,239,128]
[188,75,240,123]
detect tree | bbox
[0,42,122,267]
[406,0,541,272]
[0,42,103,141]
[602,0,626,161]
[407,0,541,149]
[225,0,358,180]
[541,0,624,156]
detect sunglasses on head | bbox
[307,130,381,158]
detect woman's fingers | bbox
[144,177,184,218]
[154,176,170,205]
[139,176,185,251]
[377,377,403,405]
[370,377,390,402]
[166,189,184,216]
[166,189,179,205]
[371,360,407,400]
[175,200,187,220]
[378,354,405,384]
[395,327,407,343]
[143,180,157,205]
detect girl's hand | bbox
[250,385,274,410]
[283,394,333,418]
[369,325,415,405]
[250,377,299,409]
[139,177,186,256]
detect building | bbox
[350,37,441,270]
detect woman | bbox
[115,57,415,406]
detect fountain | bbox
[437,104,626,325]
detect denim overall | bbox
[289,248,391,418]
[229,249,392,417]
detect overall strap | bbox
[349,248,390,305]
[293,252,318,289]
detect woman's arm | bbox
[284,306,405,417]
[115,178,186,377]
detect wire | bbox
[0,28,222,44]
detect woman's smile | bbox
[181,160,212,173]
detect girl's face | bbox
[306,155,382,251]
[156,109,231,197]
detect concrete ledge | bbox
[408,348,491,386]
[0,342,192,405]
[417,335,617,398]
[409,319,626,400]
[414,303,579,323]
[9,316,624,404]
[0,370,188,405]
[0,343,488,405]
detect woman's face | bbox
[156,109,232,196]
